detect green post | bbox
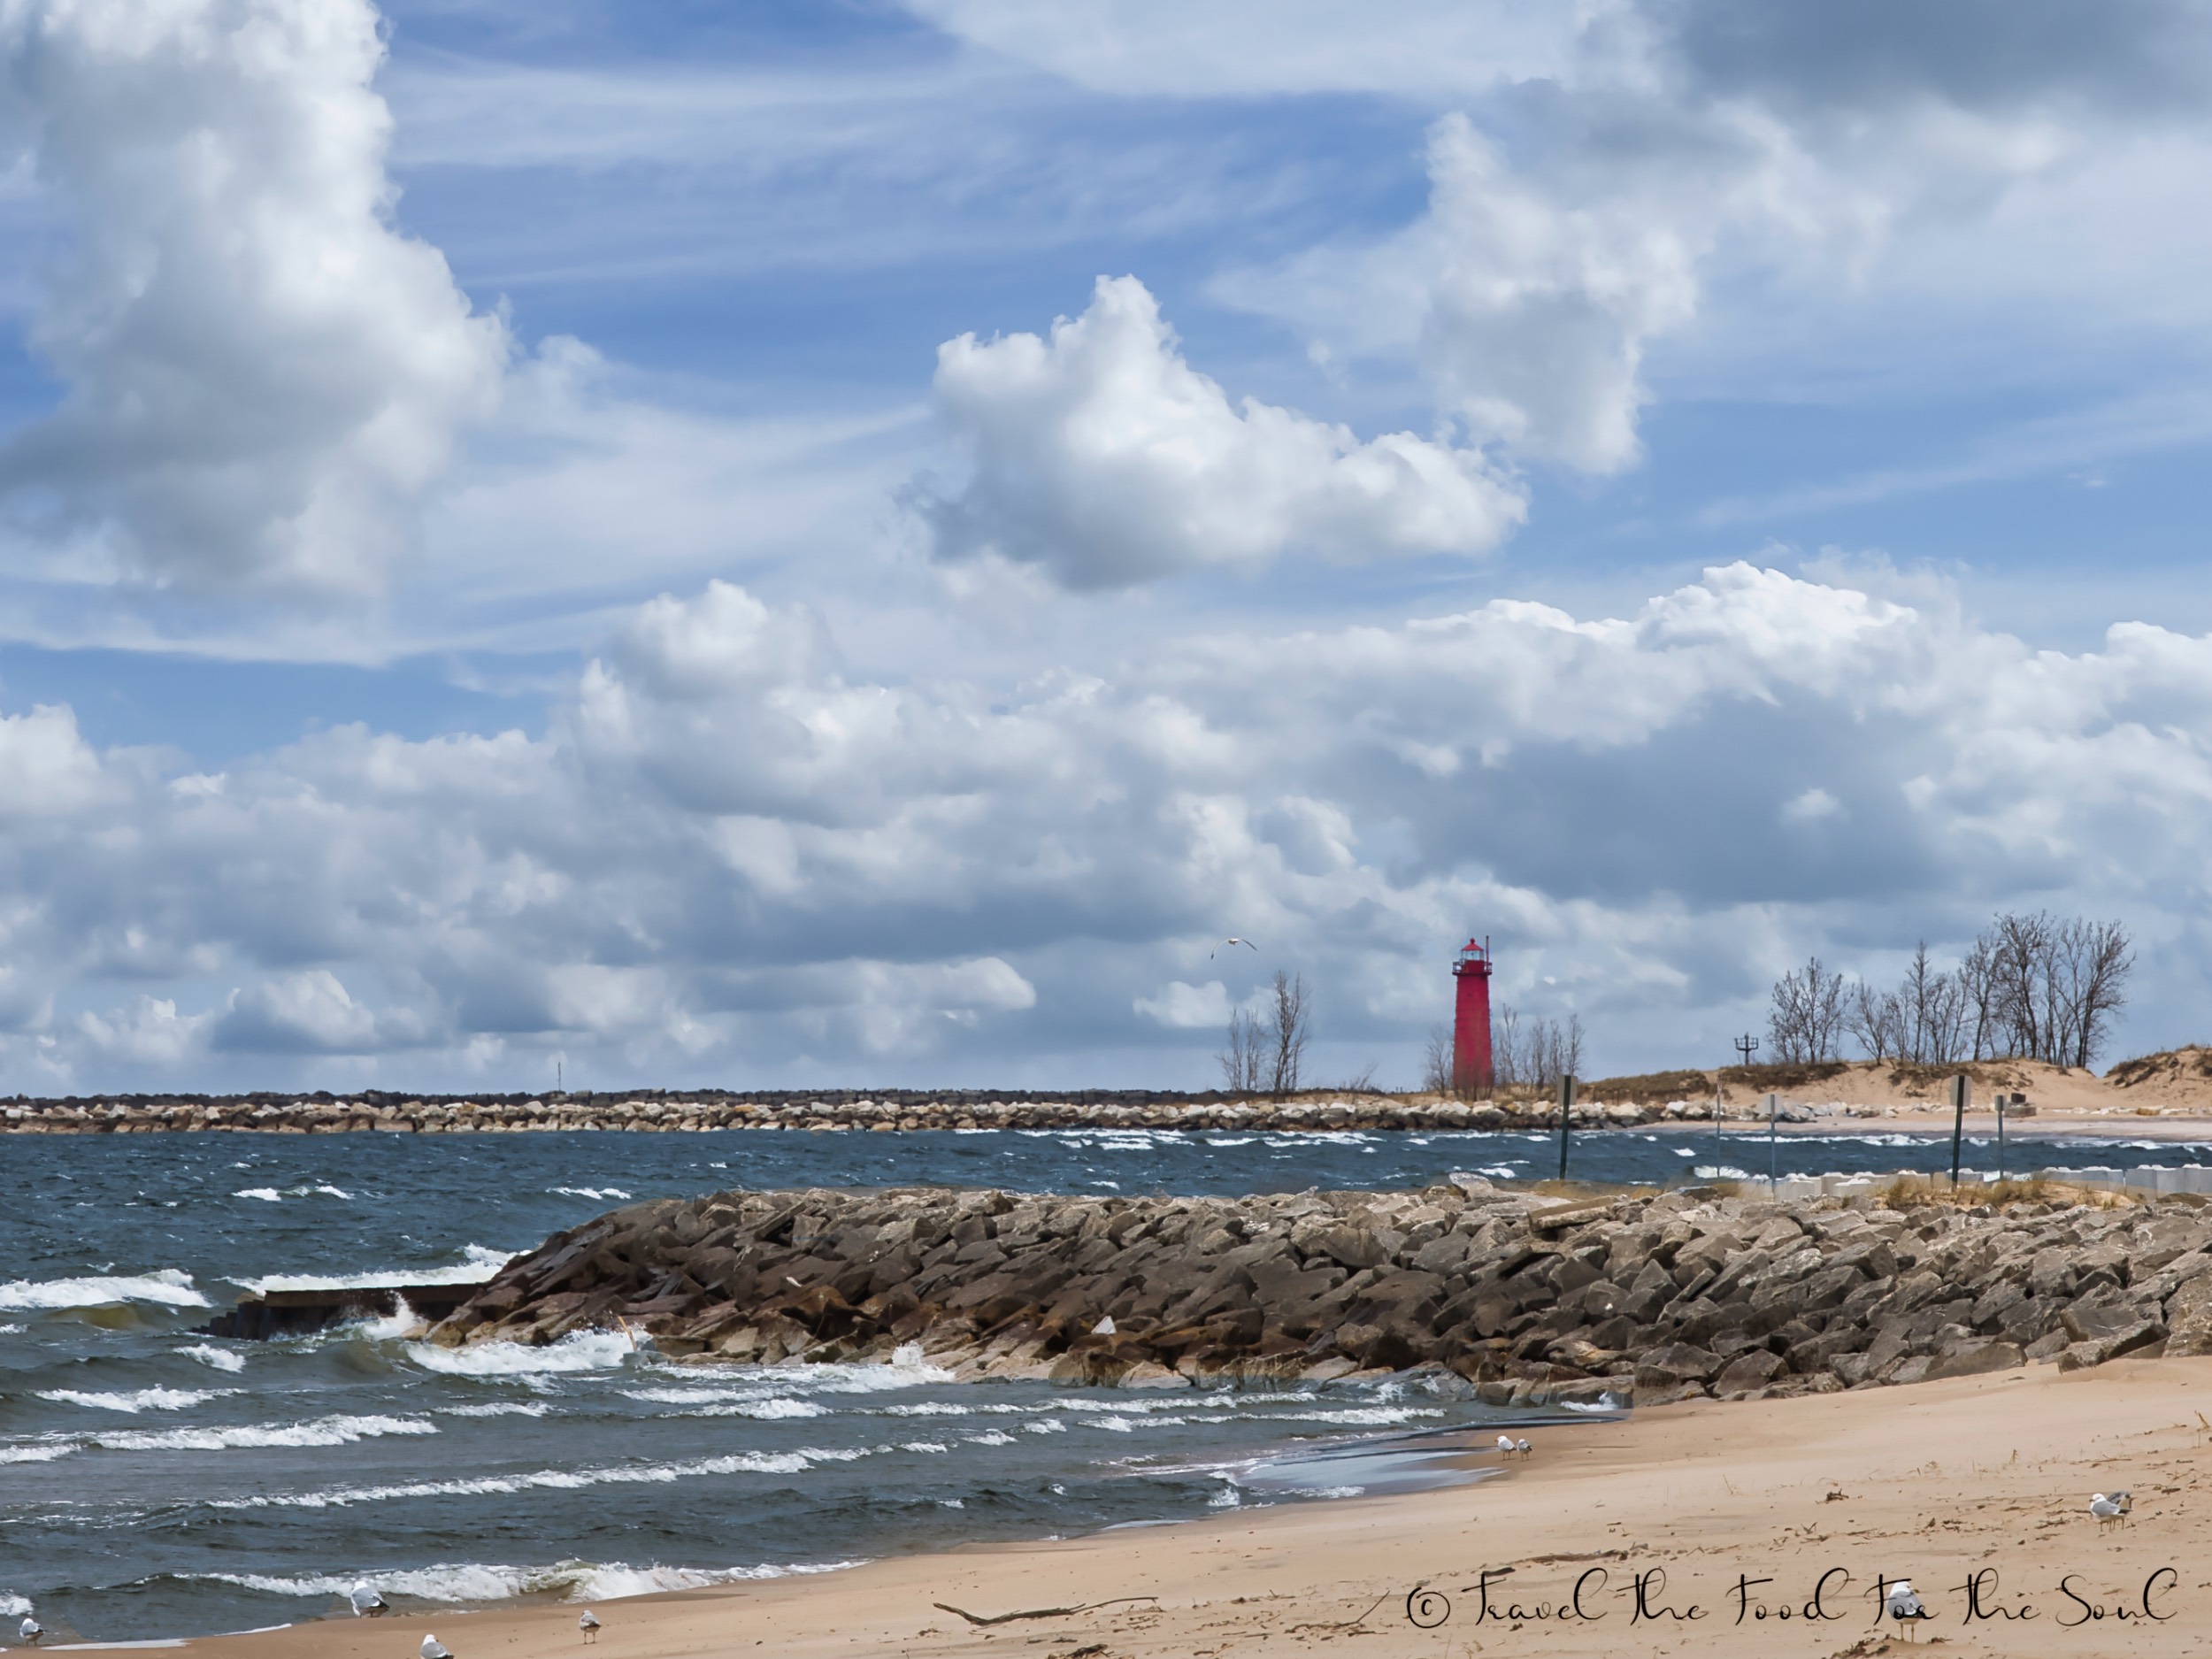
[1948,1073,1969,1186]
[1555,1073,1576,1181]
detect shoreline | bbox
[155,1357,2212,1659]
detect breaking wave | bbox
[0,1270,210,1311]
[39,1387,233,1414]
[196,1556,858,1605]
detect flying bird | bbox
[422,1636,454,1659]
[350,1585,388,1618]
[19,1617,42,1647]
[1885,1579,1930,1641]
[1210,937,1257,958]
[579,1611,601,1645]
[2091,1493,2124,1531]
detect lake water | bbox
[4,1125,2200,1642]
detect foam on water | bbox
[551,1187,632,1202]
[404,1329,631,1379]
[236,1245,515,1295]
[178,1345,246,1373]
[0,1271,210,1311]
[0,1594,31,1618]
[0,1445,79,1463]
[39,1387,233,1414]
[88,1415,438,1454]
[212,1445,871,1510]
[234,1190,283,1203]
[438,1402,549,1418]
[683,1398,828,1421]
[196,1556,854,1605]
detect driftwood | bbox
[933,1596,1157,1627]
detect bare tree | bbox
[1217,1007,1264,1095]
[1263,971,1310,1098]
[1493,1004,1523,1088]
[1420,1025,1455,1095]
[1846,978,1901,1062]
[1769,956,1846,1063]
[1956,936,1997,1061]
[1560,1011,1586,1082]
[2061,918,2133,1068]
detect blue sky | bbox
[0,0,2208,1092]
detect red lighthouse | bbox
[1451,938,1493,1096]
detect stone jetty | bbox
[0,1089,1678,1134]
[426,1179,2212,1403]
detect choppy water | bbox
[4,1125,2202,1642]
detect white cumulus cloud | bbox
[918,274,1525,588]
[0,0,508,596]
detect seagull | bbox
[422,1636,454,1659]
[578,1611,601,1645]
[1210,937,1258,958]
[1885,1579,1930,1641]
[350,1585,388,1618]
[1515,1438,1532,1459]
[2091,1493,2124,1532]
[2113,1488,2133,1525]
[1495,1433,1514,1455]
[19,1617,42,1647]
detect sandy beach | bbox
[163,1356,2212,1659]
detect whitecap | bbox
[876,1402,972,1417]
[211,1445,870,1510]
[963,1431,1014,1446]
[1023,1419,1066,1434]
[0,1595,30,1618]
[684,1399,828,1421]
[1692,1165,1752,1181]
[179,1344,247,1373]
[0,1270,210,1311]
[405,1329,632,1379]
[0,1325,21,1335]
[439,1402,550,1419]
[552,1187,633,1202]
[39,1386,231,1414]
[237,1245,515,1296]
[234,1188,284,1202]
[1276,1407,1440,1426]
[91,1414,436,1453]
[0,1445,75,1463]
[898,1440,949,1453]
[193,1558,860,1606]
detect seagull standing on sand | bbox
[2091,1493,2124,1532]
[2113,1489,2133,1525]
[1495,1433,1514,1455]
[1885,1580,1930,1641]
[19,1616,42,1647]
[578,1610,601,1645]
[1210,937,1258,958]
[1515,1438,1532,1459]
[422,1635,454,1659]
[350,1585,388,1618]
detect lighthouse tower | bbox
[1451,938,1493,1095]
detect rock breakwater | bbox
[427,1180,2212,1403]
[0,1089,1671,1134]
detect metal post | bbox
[1997,1090,2006,1182]
[1556,1073,1576,1182]
[1948,1073,1969,1187]
[1766,1091,1780,1194]
[1729,1033,1758,1141]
